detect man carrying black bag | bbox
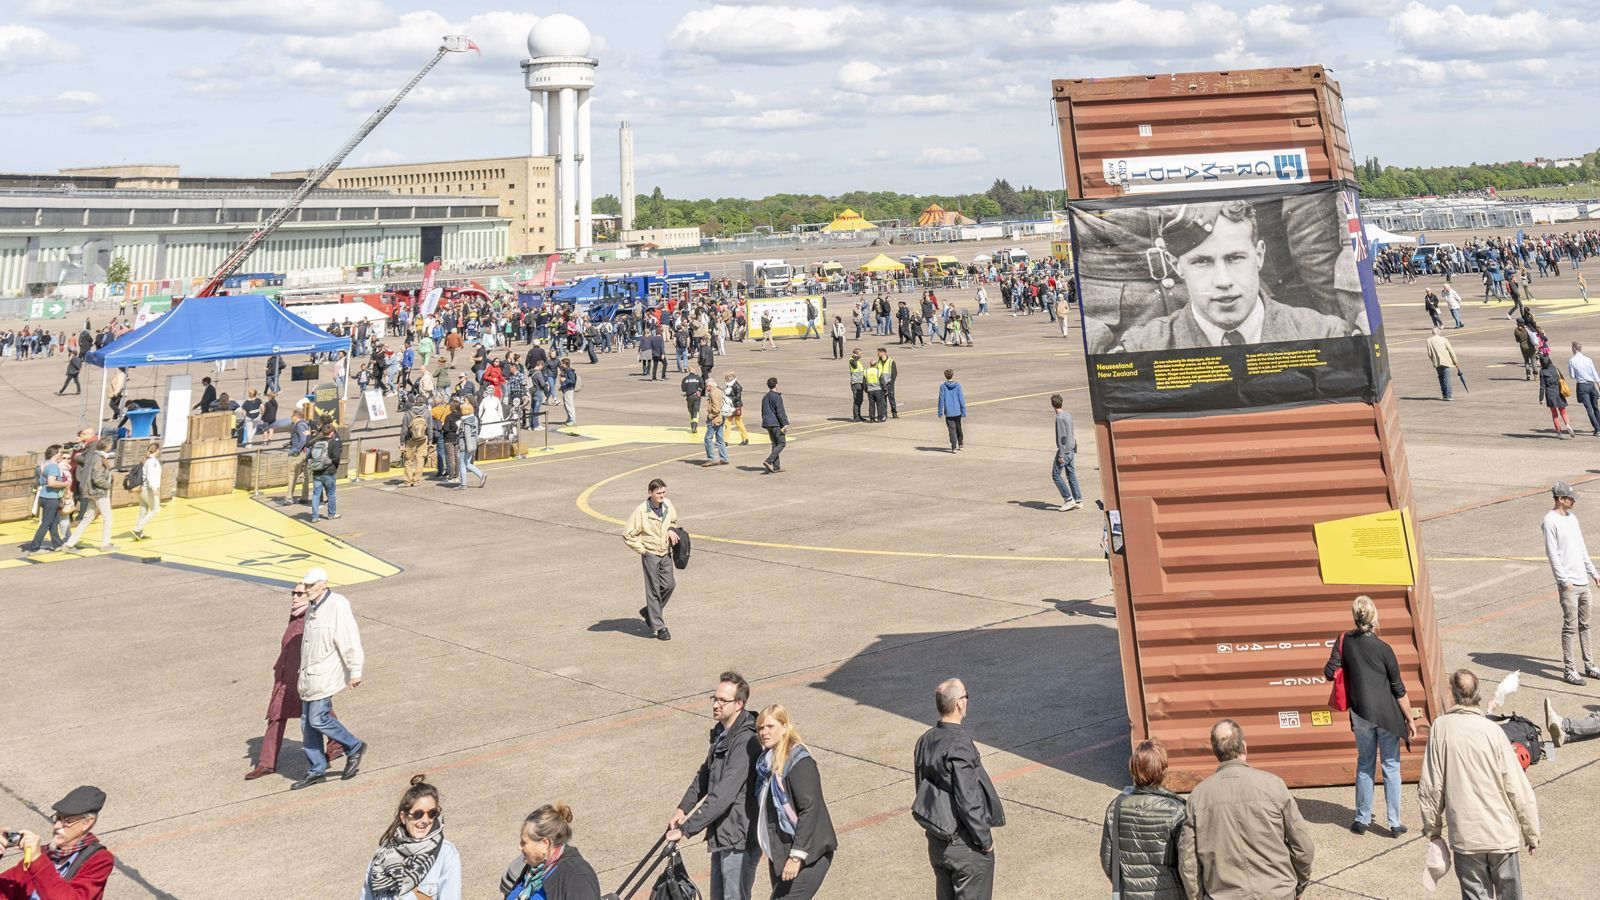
[666,672,759,900]
[913,678,1005,900]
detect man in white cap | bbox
[1541,480,1600,685]
[292,567,366,790]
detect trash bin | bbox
[126,407,160,438]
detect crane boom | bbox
[195,35,477,297]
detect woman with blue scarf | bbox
[499,803,600,900]
[754,705,837,898]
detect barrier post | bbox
[350,437,364,482]
[251,448,261,496]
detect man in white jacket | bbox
[292,567,367,790]
[1541,481,1600,685]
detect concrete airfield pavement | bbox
[2,262,1600,897]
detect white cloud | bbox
[635,152,684,172]
[1007,1,1243,54]
[918,146,984,166]
[669,4,874,62]
[55,90,102,107]
[281,10,539,69]
[1244,4,1315,45]
[837,60,892,93]
[0,25,79,71]
[344,82,507,110]
[700,149,802,170]
[1343,96,1381,114]
[700,109,822,130]
[84,115,122,133]
[353,148,408,166]
[24,0,391,33]
[1389,2,1598,58]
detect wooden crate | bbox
[476,439,514,462]
[188,412,236,441]
[0,452,40,478]
[178,439,238,495]
[0,494,35,524]
[235,450,298,490]
[178,478,235,499]
[115,439,160,469]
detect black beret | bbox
[52,785,105,817]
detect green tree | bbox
[593,194,621,216]
[700,215,723,237]
[985,178,1023,216]
[105,256,130,285]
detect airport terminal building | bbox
[0,159,560,298]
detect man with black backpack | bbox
[307,422,342,523]
[0,785,113,899]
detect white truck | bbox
[742,258,793,292]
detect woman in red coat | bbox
[244,585,345,779]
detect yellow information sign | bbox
[1313,508,1417,586]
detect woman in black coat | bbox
[1539,352,1574,437]
[754,705,836,899]
[1324,595,1417,836]
[500,802,601,900]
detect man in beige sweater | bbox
[1420,669,1539,900]
[625,479,680,641]
[1425,326,1462,401]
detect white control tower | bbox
[521,14,596,255]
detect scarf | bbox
[756,746,812,836]
[506,846,563,900]
[46,831,97,865]
[366,821,444,897]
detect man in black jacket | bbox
[760,377,788,473]
[667,672,761,900]
[913,678,1006,900]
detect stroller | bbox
[602,834,700,900]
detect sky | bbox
[3,0,1596,200]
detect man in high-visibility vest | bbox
[848,350,867,421]
[874,348,899,419]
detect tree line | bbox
[599,179,1068,236]
[1355,149,1600,198]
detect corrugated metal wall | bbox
[1099,387,1442,789]
[1053,66,1354,199]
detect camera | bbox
[1,831,20,848]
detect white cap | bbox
[301,567,329,586]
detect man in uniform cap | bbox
[0,785,114,899]
[1116,200,1355,352]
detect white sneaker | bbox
[1546,698,1567,747]
[1060,501,1081,511]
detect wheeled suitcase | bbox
[602,834,700,900]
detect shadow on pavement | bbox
[590,617,654,638]
[1009,500,1060,512]
[812,621,1127,788]
[1468,650,1567,682]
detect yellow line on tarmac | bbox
[575,385,1105,563]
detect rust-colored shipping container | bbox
[1057,64,1442,789]
[1053,66,1354,200]
[1097,387,1444,788]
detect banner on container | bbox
[1101,148,1311,194]
[1314,508,1417,586]
[27,298,67,320]
[1070,181,1386,420]
[745,296,825,339]
[133,295,173,328]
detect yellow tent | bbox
[915,203,975,227]
[860,253,906,272]
[822,208,879,232]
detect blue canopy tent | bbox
[85,293,350,434]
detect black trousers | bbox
[651,357,667,380]
[868,390,886,421]
[768,852,830,899]
[927,835,994,900]
[945,415,964,449]
[831,336,844,358]
[885,382,898,416]
[851,383,865,420]
[765,426,786,468]
[59,373,81,394]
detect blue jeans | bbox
[1352,710,1402,828]
[1449,308,1462,327]
[1577,381,1600,432]
[301,697,362,777]
[1436,365,1453,399]
[709,848,758,900]
[703,421,728,462]
[1052,451,1081,503]
[457,446,483,484]
[311,473,337,520]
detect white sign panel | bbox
[1101,148,1311,194]
[162,374,192,449]
[362,389,389,422]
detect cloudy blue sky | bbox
[3,1,1594,199]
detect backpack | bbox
[460,416,480,452]
[1489,713,1542,769]
[309,439,332,474]
[123,461,145,491]
[407,413,428,441]
[574,372,583,393]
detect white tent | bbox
[1364,223,1416,246]
[286,301,389,326]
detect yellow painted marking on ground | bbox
[1,491,400,587]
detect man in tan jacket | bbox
[1425,326,1462,401]
[1178,719,1314,899]
[1420,669,1539,900]
[624,478,680,641]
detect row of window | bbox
[336,167,508,189]
[1,206,498,227]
